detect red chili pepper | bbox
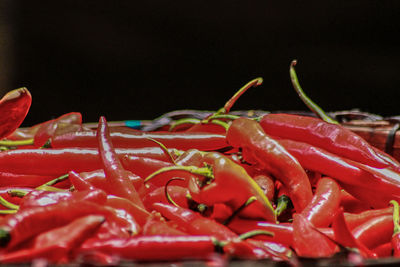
[0,172,53,188]
[340,189,371,213]
[96,116,144,209]
[79,235,218,262]
[18,189,107,210]
[33,112,83,147]
[0,215,104,264]
[152,202,238,241]
[105,195,151,227]
[78,169,145,197]
[300,177,341,227]
[142,185,189,210]
[193,156,276,222]
[0,147,181,176]
[0,88,32,139]
[277,138,400,207]
[142,217,188,236]
[344,206,393,230]
[259,113,388,168]
[331,207,377,258]
[226,117,312,213]
[227,218,293,246]
[69,170,96,191]
[50,128,228,151]
[0,199,137,249]
[352,214,394,249]
[371,242,392,258]
[292,213,338,258]
[121,155,191,188]
[252,174,275,202]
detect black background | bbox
[7,1,400,126]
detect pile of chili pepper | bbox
[2,62,400,265]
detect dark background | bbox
[2,1,400,126]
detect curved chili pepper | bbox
[277,139,400,206]
[352,214,394,249]
[259,113,388,168]
[96,116,144,209]
[69,170,96,191]
[0,215,104,264]
[300,177,341,227]
[152,202,238,241]
[340,189,371,213]
[189,155,276,222]
[292,213,338,258]
[50,128,228,151]
[226,117,312,213]
[331,207,377,258]
[0,88,32,139]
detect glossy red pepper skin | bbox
[0,148,171,176]
[33,112,83,147]
[252,174,275,202]
[96,116,144,209]
[0,200,137,249]
[18,189,107,210]
[393,233,400,257]
[331,207,377,258]
[152,202,238,241]
[190,155,276,222]
[142,185,189,210]
[352,214,394,249]
[278,139,400,206]
[0,88,32,139]
[105,196,151,227]
[292,213,338,258]
[227,218,293,246]
[344,206,393,230]
[0,215,104,264]
[50,128,228,151]
[79,235,217,262]
[226,117,312,212]
[0,172,53,188]
[300,177,341,227]
[260,113,388,168]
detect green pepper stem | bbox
[146,137,177,165]
[7,189,29,198]
[164,177,186,207]
[0,138,34,147]
[144,165,214,183]
[289,60,339,125]
[223,196,257,225]
[37,174,69,188]
[238,229,274,240]
[0,210,17,215]
[221,77,263,114]
[390,200,400,235]
[0,196,19,210]
[275,195,292,217]
[169,118,201,131]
